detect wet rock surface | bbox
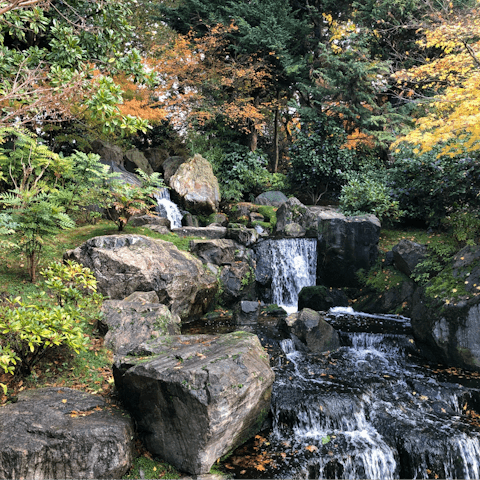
[411,245,480,371]
[113,332,275,475]
[226,321,480,480]
[279,308,341,353]
[0,387,133,480]
[313,208,380,288]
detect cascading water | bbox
[227,309,480,479]
[153,188,183,229]
[255,238,317,313]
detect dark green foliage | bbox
[387,145,480,227]
[340,169,403,224]
[288,110,354,204]
[211,145,284,202]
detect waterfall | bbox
[255,238,317,313]
[153,188,183,229]
[257,315,480,480]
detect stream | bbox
[220,239,480,479]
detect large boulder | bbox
[298,285,349,312]
[123,149,154,175]
[113,332,275,475]
[90,140,124,168]
[163,156,186,184]
[392,239,428,277]
[313,207,381,288]
[0,387,133,479]
[255,191,288,207]
[169,154,220,214]
[189,239,243,266]
[275,197,317,238]
[411,245,480,370]
[279,308,340,353]
[64,235,217,321]
[227,224,260,246]
[101,300,181,356]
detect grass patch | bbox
[122,455,180,479]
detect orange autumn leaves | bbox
[117,22,272,135]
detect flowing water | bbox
[254,238,317,314]
[226,237,480,479]
[154,188,183,228]
[228,315,480,479]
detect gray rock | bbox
[64,235,217,320]
[129,215,171,228]
[170,154,220,214]
[220,263,255,307]
[411,245,480,371]
[234,301,260,325]
[124,149,154,175]
[255,191,288,207]
[91,140,124,168]
[280,308,340,353]
[227,224,259,246]
[144,147,168,172]
[172,226,227,239]
[163,156,186,183]
[275,197,318,238]
[207,213,229,227]
[314,207,381,288]
[113,332,275,475]
[124,291,159,303]
[189,239,242,265]
[0,387,133,479]
[101,300,181,355]
[182,212,200,227]
[392,239,428,277]
[298,285,349,311]
[147,225,171,235]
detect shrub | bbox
[41,260,102,314]
[288,109,354,205]
[339,171,403,224]
[0,302,88,385]
[388,144,480,226]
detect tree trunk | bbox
[273,100,280,173]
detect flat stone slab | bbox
[113,332,275,475]
[0,387,133,479]
[172,226,227,239]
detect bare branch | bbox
[0,0,50,16]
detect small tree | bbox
[106,170,166,231]
[0,188,75,281]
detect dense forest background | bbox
[1,0,480,253]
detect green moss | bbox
[357,262,410,293]
[256,205,277,228]
[122,455,180,479]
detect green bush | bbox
[388,144,480,226]
[0,302,88,385]
[288,109,354,205]
[339,171,403,224]
[211,145,282,202]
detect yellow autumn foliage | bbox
[392,5,480,156]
